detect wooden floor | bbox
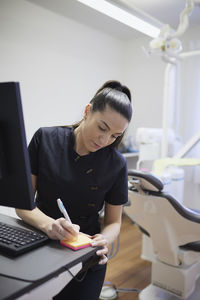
[101,213,151,300]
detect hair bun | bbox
[96,80,131,102]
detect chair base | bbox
[139,281,200,300]
[151,257,200,299]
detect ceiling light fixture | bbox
[77,0,160,38]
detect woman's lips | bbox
[92,141,101,149]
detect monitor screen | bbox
[0,82,35,210]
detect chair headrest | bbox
[128,170,164,192]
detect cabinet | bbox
[122,152,139,169]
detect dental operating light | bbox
[147,0,200,58]
[77,0,160,38]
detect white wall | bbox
[124,36,166,138]
[0,0,127,143]
[0,0,128,216]
[0,0,200,214]
[124,24,200,209]
[125,24,200,144]
[2,1,198,146]
[178,25,200,209]
[179,25,200,144]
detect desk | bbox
[0,214,99,300]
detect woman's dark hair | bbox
[91,80,132,120]
[71,80,132,148]
[90,80,132,148]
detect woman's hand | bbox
[45,217,80,241]
[91,233,108,265]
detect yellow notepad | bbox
[60,233,92,251]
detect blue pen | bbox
[57,198,72,224]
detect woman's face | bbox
[80,104,129,153]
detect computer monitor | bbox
[0,82,35,210]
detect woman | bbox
[16,80,132,300]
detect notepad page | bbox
[60,233,92,250]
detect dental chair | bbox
[124,170,200,300]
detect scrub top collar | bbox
[68,126,96,161]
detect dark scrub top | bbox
[28,126,128,235]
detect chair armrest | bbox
[128,169,164,192]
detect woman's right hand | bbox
[45,217,80,241]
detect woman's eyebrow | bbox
[100,120,110,129]
[100,120,123,135]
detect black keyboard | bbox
[0,221,49,257]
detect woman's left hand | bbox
[91,234,108,265]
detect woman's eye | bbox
[98,126,106,132]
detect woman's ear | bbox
[84,104,92,119]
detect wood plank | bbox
[100,214,151,300]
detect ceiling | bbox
[117,0,200,29]
[27,0,200,39]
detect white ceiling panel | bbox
[27,0,200,39]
